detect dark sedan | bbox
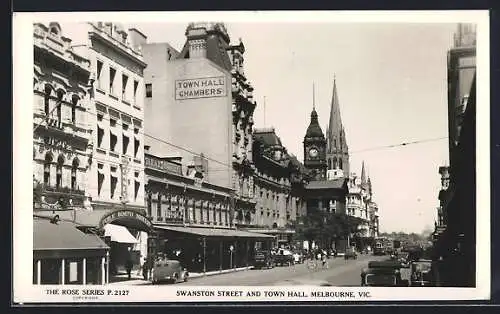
[361,260,409,287]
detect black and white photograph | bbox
[13,11,490,303]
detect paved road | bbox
[174,254,386,286]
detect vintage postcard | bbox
[13,10,490,304]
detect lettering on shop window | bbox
[175,77,226,100]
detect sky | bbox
[59,18,459,234]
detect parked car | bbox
[361,260,410,287]
[344,247,358,260]
[409,259,434,286]
[274,249,295,266]
[151,259,189,284]
[254,250,275,269]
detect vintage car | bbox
[151,259,189,284]
[361,260,410,287]
[274,249,295,266]
[409,259,434,286]
[253,250,275,269]
[344,247,358,260]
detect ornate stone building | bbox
[33,22,93,210]
[241,128,306,246]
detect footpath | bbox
[108,266,254,286]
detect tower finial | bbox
[312,82,315,110]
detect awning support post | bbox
[202,237,207,274]
[61,258,65,285]
[100,256,106,284]
[219,241,223,271]
[36,260,41,285]
[106,251,110,284]
[82,258,87,285]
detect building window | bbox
[133,81,139,104]
[56,90,64,124]
[134,181,140,201]
[122,135,129,155]
[44,85,52,115]
[96,60,103,89]
[71,158,79,190]
[145,83,152,98]
[134,138,140,158]
[122,74,128,100]
[157,194,162,217]
[109,68,116,95]
[110,132,117,152]
[97,168,104,196]
[339,158,343,170]
[56,155,64,188]
[110,176,118,199]
[97,127,104,148]
[71,95,78,124]
[44,153,52,185]
[147,193,152,217]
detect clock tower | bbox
[303,104,327,180]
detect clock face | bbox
[309,148,319,158]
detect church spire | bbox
[312,82,316,111]
[361,160,367,185]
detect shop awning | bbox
[154,225,275,239]
[104,223,138,244]
[33,218,109,259]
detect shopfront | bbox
[153,225,275,273]
[34,207,155,282]
[33,217,109,285]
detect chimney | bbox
[128,28,147,52]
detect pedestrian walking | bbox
[125,258,133,280]
[321,252,329,269]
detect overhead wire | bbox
[34,97,449,172]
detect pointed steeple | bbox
[361,161,367,185]
[327,76,343,142]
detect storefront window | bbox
[40,259,61,284]
[65,259,83,285]
[85,257,101,285]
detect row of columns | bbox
[34,252,109,285]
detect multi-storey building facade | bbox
[68,22,151,275]
[447,23,476,168]
[33,22,93,209]
[141,23,276,272]
[242,128,306,245]
[32,22,110,286]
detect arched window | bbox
[71,95,79,124]
[44,153,53,185]
[56,155,64,188]
[339,158,343,170]
[71,158,79,190]
[333,157,337,169]
[44,85,52,115]
[56,90,64,124]
[272,222,278,229]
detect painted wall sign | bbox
[175,76,226,100]
[145,155,182,175]
[99,209,153,230]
